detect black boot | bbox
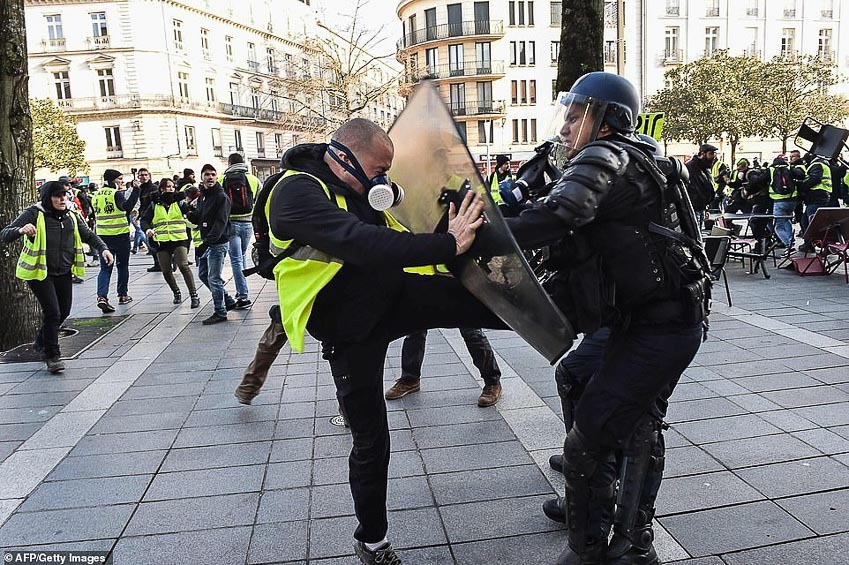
[607,508,659,565]
[173,291,182,304]
[190,293,200,309]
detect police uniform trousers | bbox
[307,273,507,544]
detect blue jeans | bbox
[772,200,796,247]
[197,243,230,317]
[98,234,130,298]
[229,221,252,300]
[132,226,148,251]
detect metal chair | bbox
[703,235,733,306]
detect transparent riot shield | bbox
[388,81,575,363]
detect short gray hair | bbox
[331,118,392,156]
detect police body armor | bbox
[542,139,710,335]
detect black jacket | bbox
[684,156,715,211]
[269,143,457,343]
[138,181,158,217]
[1,203,107,277]
[186,183,231,250]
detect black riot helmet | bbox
[549,72,642,160]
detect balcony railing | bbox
[780,49,800,60]
[822,10,834,18]
[746,8,758,16]
[106,147,123,159]
[604,47,616,64]
[267,65,279,76]
[398,20,504,49]
[41,37,66,51]
[221,103,283,122]
[411,60,505,81]
[257,147,266,158]
[213,145,223,157]
[247,60,260,72]
[784,9,797,18]
[705,7,719,17]
[88,35,110,48]
[666,6,680,16]
[59,94,223,114]
[743,48,761,58]
[662,48,684,63]
[448,99,505,117]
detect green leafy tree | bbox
[759,54,849,153]
[30,98,87,174]
[556,0,604,92]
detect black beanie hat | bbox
[496,154,510,167]
[103,169,122,183]
[183,168,194,178]
[41,181,68,197]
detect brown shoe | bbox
[385,377,421,400]
[478,383,502,407]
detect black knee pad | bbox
[562,425,602,482]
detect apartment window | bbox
[247,42,258,70]
[528,41,536,64]
[256,132,265,155]
[666,0,680,16]
[251,89,260,109]
[46,14,63,39]
[521,119,528,143]
[706,0,719,17]
[275,133,283,155]
[177,71,190,100]
[518,1,525,25]
[53,71,71,100]
[529,79,536,104]
[97,68,115,98]
[205,77,216,102]
[551,41,560,64]
[519,42,526,65]
[511,80,518,104]
[512,119,519,143]
[822,0,834,18]
[229,82,240,105]
[552,79,558,100]
[519,80,527,104]
[234,129,243,151]
[509,1,516,25]
[605,40,616,64]
[477,81,493,111]
[705,27,719,56]
[784,0,796,18]
[200,29,210,58]
[212,128,223,157]
[449,44,463,75]
[478,120,493,144]
[447,3,462,37]
[746,0,759,16]
[530,119,537,142]
[90,12,107,37]
[551,1,561,26]
[449,83,465,114]
[270,90,279,113]
[172,19,183,50]
[225,36,234,62]
[781,28,796,56]
[267,47,275,73]
[665,27,680,58]
[510,41,517,65]
[424,8,436,41]
[425,47,438,73]
[455,122,467,143]
[819,29,833,60]
[185,126,196,153]
[476,42,492,70]
[745,27,758,57]
[104,126,121,151]
[528,2,535,25]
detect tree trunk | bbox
[782,135,789,154]
[0,0,40,352]
[556,0,604,92]
[730,137,738,168]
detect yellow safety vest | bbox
[16,207,85,281]
[490,173,505,205]
[769,165,797,201]
[809,160,833,194]
[268,170,425,352]
[186,219,203,249]
[92,187,129,235]
[151,202,189,243]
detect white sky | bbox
[319,0,401,56]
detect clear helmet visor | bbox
[548,92,608,161]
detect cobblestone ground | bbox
[0,250,848,564]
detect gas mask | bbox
[327,140,405,211]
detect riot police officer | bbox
[497,72,709,565]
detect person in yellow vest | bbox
[1,182,113,373]
[140,177,200,308]
[268,118,505,564]
[487,153,511,205]
[91,169,140,313]
[798,153,833,234]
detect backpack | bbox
[245,171,284,279]
[223,170,254,215]
[771,166,795,196]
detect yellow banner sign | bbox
[636,112,665,140]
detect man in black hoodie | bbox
[2,182,113,372]
[187,163,235,324]
[268,118,503,564]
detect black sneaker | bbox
[202,313,228,325]
[190,294,200,309]
[45,357,66,374]
[542,496,566,523]
[97,296,116,313]
[353,541,402,565]
[235,298,252,310]
[225,300,238,311]
[147,265,162,272]
[72,275,84,284]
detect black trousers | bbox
[309,274,507,543]
[401,328,501,385]
[27,273,74,358]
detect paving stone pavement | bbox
[0,251,848,564]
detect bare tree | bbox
[0,0,40,351]
[556,0,604,92]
